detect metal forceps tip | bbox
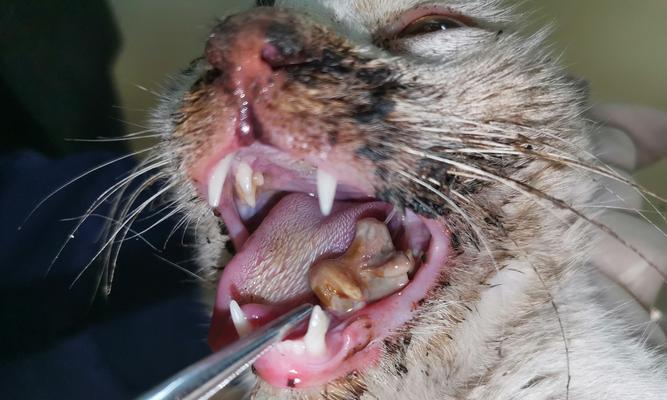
[138,303,313,400]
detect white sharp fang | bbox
[304,305,330,356]
[316,169,337,216]
[208,153,235,208]
[235,161,256,208]
[229,300,252,337]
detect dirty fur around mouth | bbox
[89,0,667,399]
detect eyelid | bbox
[379,5,475,39]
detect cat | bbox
[111,1,667,398]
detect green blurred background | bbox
[108,0,666,202]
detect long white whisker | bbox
[101,174,170,292]
[45,160,169,278]
[19,147,156,230]
[153,254,211,284]
[393,144,667,282]
[125,202,189,241]
[60,213,160,251]
[396,169,500,273]
[64,134,163,143]
[70,182,176,290]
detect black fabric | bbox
[0,151,210,399]
[0,1,125,156]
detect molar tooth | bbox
[235,161,257,207]
[208,153,235,208]
[310,261,365,310]
[360,252,415,301]
[304,305,330,356]
[316,169,337,216]
[229,300,252,337]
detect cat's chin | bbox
[192,146,453,389]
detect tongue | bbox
[209,193,392,349]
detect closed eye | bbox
[374,6,478,51]
[397,14,469,38]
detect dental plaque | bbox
[309,218,416,316]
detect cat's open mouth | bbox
[192,143,451,388]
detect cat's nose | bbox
[204,9,307,93]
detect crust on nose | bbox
[204,9,306,95]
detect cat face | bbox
[147,1,599,397]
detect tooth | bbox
[310,261,365,306]
[229,300,252,337]
[304,305,330,356]
[208,153,235,208]
[253,170,264,187]
[235,161,257,207]
[316,169,337,216]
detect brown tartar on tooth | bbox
[309,218,416,315]
[233,162,265,208]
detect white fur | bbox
[152,0,667,398]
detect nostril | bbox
[261,43,287,69]
[262,22,305,69]
[261,41,309,70]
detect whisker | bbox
[19,146,157,230]
[70,181,176,291]
[64,134,162,143]
[392,145,667,283]
[511,237,571,400]
[101,173,171,291]
[153,254,212,285]
[478,119,667,225]
[164,213,192,250]
[125,202,189,241]
[45,160,169,278]
[576,205,658,213]
[60,213,160,251]
[395,168,500,273]
[525,148,667,208]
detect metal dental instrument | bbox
[138,303,313,400]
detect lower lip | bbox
[251,218,451,388]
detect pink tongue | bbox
[209,193,392,348]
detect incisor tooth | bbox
[235,161,258,207]
[229,300,252,337]
[316,169,337,216]
[304,305,329,356]
[208,153,235,208]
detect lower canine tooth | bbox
[304,305,329,356]
[229,300,252,337]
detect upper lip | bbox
[197,142,376,249]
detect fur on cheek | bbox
[145,2,667,399]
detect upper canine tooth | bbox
[316,169,337,216]
[235,161,258,208]
[304,305,329,356]
[229,300,252,337]
[208,153,235,208]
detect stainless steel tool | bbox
[137,303,313,400]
